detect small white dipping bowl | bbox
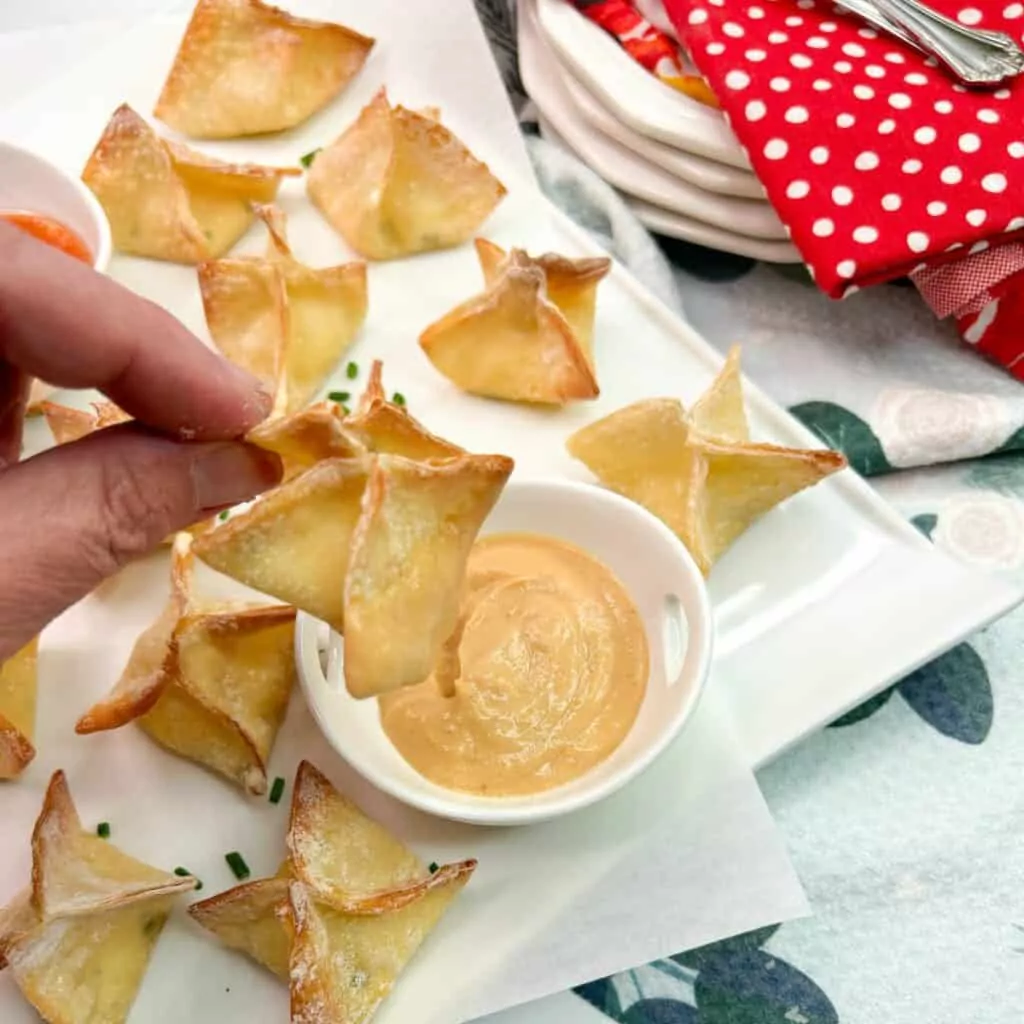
[295,478,714,827]
[0,141,111,272]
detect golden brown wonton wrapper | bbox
[688,345,749,443]
[76,534,297,794]
[420,247,600,405]
[0,771,194,1024]
[0,638,38,780]
[245,360,464,480]
[474,239,610,368]
[343,360,465,462]
[307,88,507,260]
[567,347,847,574]
[193,451,512,696]
[40,400,131,445]
[189,761,474,1015]
[82,104,299,263]
[199,204,367,414]
[154,0,374,139]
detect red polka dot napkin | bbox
[662,0,1024,378]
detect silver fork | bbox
[835,0,1024,85]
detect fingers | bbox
[0,424,282,659]
[0,222,270,441]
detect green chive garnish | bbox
[225,851,250,880]
[174,866,203,890]
[391,392,406,407]
[219,510,230,521]
[299,148,321,169]
[269,777,286,805]
[97,822,110,839]
[327,390,350,404]
[428,862,439,874]
[346,361,359,379]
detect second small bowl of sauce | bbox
[296,477,714,826]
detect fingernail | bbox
[192,442,282,512]
[224,361,275,427]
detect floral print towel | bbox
[478,2,1024,1021]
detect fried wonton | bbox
[0,638,38,780]
[199,204,367,413]
[307,88,507,260]
[82,104,299,263]
[154,0,374,139]
[474,239,610,368]
[0,771,194,1024]
[193,452,512,696]
[189,761,474,1014]
[567,348,847,574]
[420,248,599,405]
[76,534,297,794]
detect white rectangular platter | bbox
[0,2,1021,1023]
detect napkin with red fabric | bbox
[661,0,1024,379]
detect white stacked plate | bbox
[521,0,801,263]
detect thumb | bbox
[0,423,281,658]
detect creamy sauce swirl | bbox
[379,532,648,796]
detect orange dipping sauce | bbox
[1,211,92,264]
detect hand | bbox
[0,222,282,660]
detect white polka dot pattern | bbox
[676,0,1024,296]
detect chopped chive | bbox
[96,822,110,839]
[225,851,250,880]
[391,391,406,407]
[269,776,286,805]
[428,861,439,874]
[299,148,321,169]
[219,510,230,521]
[346,361,359,380]
[174,866,203,890]
[327,390,350,404]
